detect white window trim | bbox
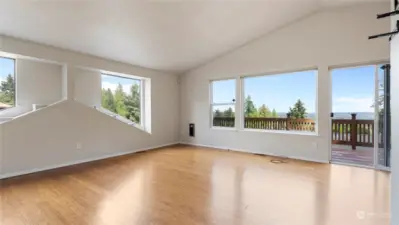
[0,56,16,107]
[209,78,237,129]
[242,128,319,136]
[240,69,318,133]
[100,73,145,129]
[140,79,145,128]
[209,68,319,135]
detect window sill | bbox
[242,128,319,136]
[210,127,318,136]
[94,106,148,133]
[211,126,238,131]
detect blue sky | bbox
[101,74,140,94]
[0,57,15,82]
[331,65,380,113]
[213,65,382,113]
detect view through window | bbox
[330,65,379,167]
[0,57,15,110]
[242,70,317,132]
[101,74,141,124]
[211,79,236,128]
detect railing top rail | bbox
[288,118,314,122]
[332,119,374,124]
[356,120,374,124]
[244,117,287,121]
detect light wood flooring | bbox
[0,145,391,225]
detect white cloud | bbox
[333,97,374,112]
[102,82,131,94]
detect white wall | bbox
[0,36,179,177]
[180,3,390,162]
[16,58,63,106]
[390,3,398,224]
[1,100,178,174]
[73,68,101,107]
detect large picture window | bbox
[101,74,142,125]
[0,57,15,110]
[210,79,236,128]
[242,70,317,132]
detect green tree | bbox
[244,95,258,117]
[258,104,271,117]
[223,107,234,117]
[272,108,278,118]
[0,74,15,106]
[101,88,116,113]
[124,83,141,123]
[214,109,222,117]
[289,99,307,119]
[114,83,127,117]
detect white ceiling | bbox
[0,0,386,73]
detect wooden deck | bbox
[332,145,374,167]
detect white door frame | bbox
[329,63,389,169]
[374,64,391,171]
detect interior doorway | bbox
[330,64,390,168]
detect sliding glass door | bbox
[330,63,391,169]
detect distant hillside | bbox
[276,112,374,120]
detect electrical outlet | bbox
[76,142,83,150]
[312,142,318,149]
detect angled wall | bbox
[1,100,176,175]
[180,3,390,162]
[0,36,180,177]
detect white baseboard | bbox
[0,142,179,180]
[180,142,329,164]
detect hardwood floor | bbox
[0,145,391,225]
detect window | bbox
[0,57,15,110]
[210,79,236,128]
[242,70,317,132]
[101,74,142,125]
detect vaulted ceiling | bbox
[0,0,383,73]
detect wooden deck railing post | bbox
[350,113,357,150]
[286,113,291,130]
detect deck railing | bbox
[332,113,375,149]
[214,113,380,150]
[213,117,315,132]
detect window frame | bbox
[100,72,144,128]
[240,68,318,134]
[209,78,237,129]
[0,56,17,111]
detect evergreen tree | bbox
[289,99,307,119]
[114,83,127,117]
[258,104,271,117]
[244,95,257,117]
[223,107,234,117]
[214,109,222,117]
[124,83,141,123]
[272,108,278,118]
[0,74,15,106]
[101,88,116,113]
